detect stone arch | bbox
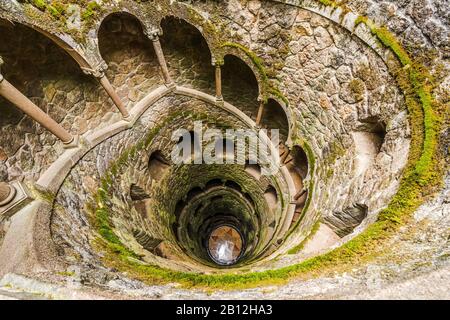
[159,15,214,58]
[159,16,214,94]
[264,185,278,211]
[0,17,95,72]
[221,54,260,121]
[96,10,154,41]
[97,12,163,102]
[218,49,264,99]
[260,98,291,144]
[290,145,309,181]
[157,1,220,59]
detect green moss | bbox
[47,5,62,18]
[221,42,269,83]
[323,141,346,171]
[186,6,217,37]
[23,0,103,28]
[349,79,365,101]
[354,15,368,27]
[372,27,412,66]
[357,17,441,187]
[317,0,336,6]
[267,87,290,107]
[316,0,352,18]
[57,271,75,277]
[32,0,47,10]
[221,42,291,108]
[25,0,68,20]
[81,1,101,21]
[35,188,56,204]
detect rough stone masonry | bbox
[0,0,447,299]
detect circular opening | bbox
[207,225,244,266]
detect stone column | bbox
[213,60,223,102]
[0,182,15,206]
[99,76,130,119]
[81,62,130,120]
[256,100,265,126]
[0,59,74,145]
[148,30,174,86]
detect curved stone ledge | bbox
[0,200,58,276]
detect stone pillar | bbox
[148,30,174,86]
[99,76,130,119]
[213,60,223,102]
[81,62,130,120]
[256,100,265,126]
[0,182,15,206]
[0,58,74,145]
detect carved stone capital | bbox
[81,60,108,78]
[145,28,162,41]
[212,58,224,67]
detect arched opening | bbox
[174,200,186,219]
[244,162,262,180]
[98,13,162,103]
[325,203,369,238]
[358,116,387,145]
[260,98,290,144]
[148,150,170,180]
[130,184,150,201]
[224,180,242,193]
[160,16,214,95]
[207,225,244,265]
[205,179,223,189]
[284,145,309,227]
[186,186,203,201]
[290,145,309,180]
[353,117,387,176]
[264,185,278,211]
[222,54,259,120]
